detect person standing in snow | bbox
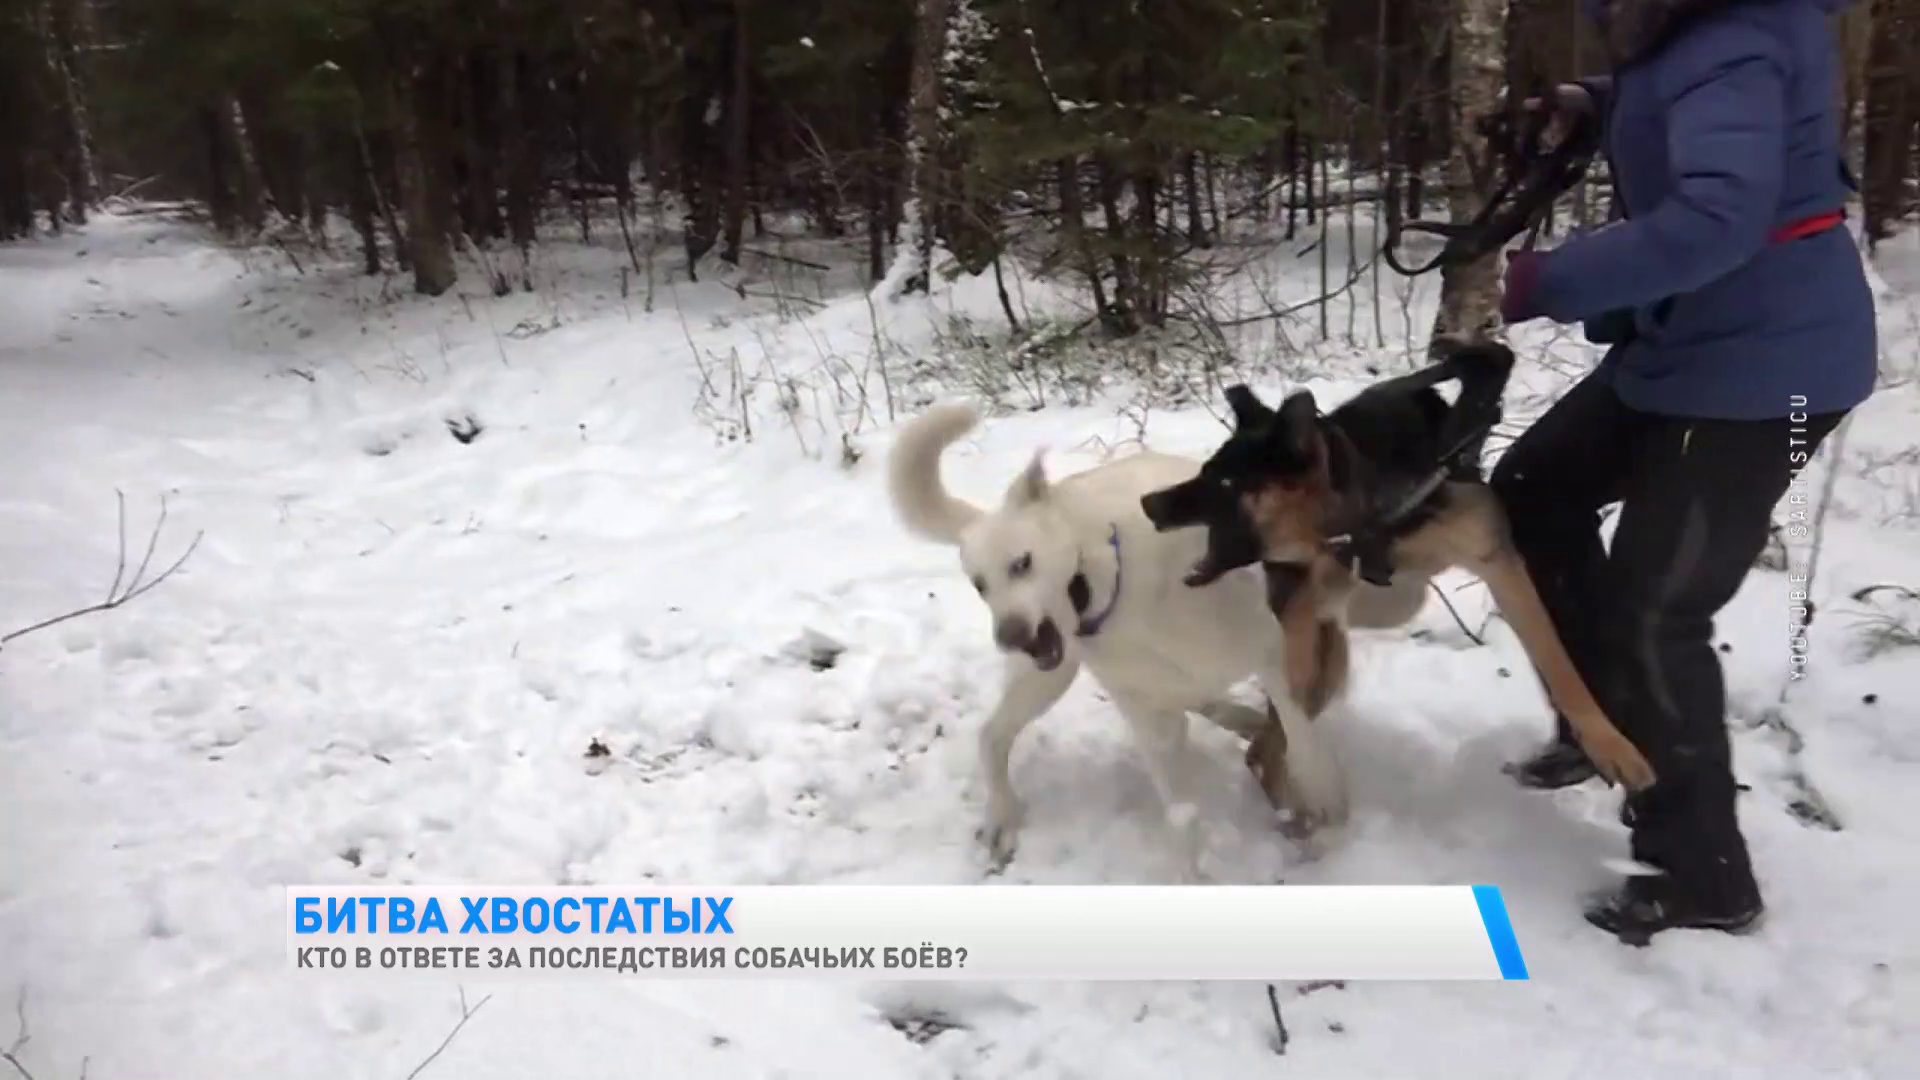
[1490,0,1877,942]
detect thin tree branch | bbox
[1,494,204,650]
[402,987,492,1080]
[105,490,127,603]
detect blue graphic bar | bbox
[1471,885,1529,980]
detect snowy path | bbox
[2,215,1916,1079]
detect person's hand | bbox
[1499,249,1546,325]
[1520,83,1595,116]
[1520,83,1595,152]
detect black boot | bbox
[1502,731,1597,789]
[1583,871,1764,947]
[1589,781,1765,946]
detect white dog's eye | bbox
[972,575,988,595]
[1008,553,1032,578]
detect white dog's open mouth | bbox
[1026,619,1065,671]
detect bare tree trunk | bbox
[462,46,504,243]
[1057,157,1114,327]
[1133,169,1163,326]
[1184,152,1208,249]
[749,154,766,237]
[355,119,409,271]
[1570,6,1591,228]
[894,0,954,293]
[678,0,723,277]
[1,154,32,238]
[1834,2,1872,167]
[347,147,382,275]
[571,71,590,243]
[866,174,886,283]
[1403,40,1433,222]
[304,135,329,243]
[1835,3,1866,182]
[1343,107,1359,341]
[1431,0,1505,347]
[1,123,33,237]
[201,105,239,235]
[225,96,271,230]
[1373,0,1393,345]
[1318,130,1330,339]
[991,251,1021,333]
[1861,0,1914,247]
[41,0,96,222]
[501,47,539,272]
[1203,153,1222,237]
[807,167,843,236]
[720,0,752,264]
[1095,158,1140,332]
[396,65,458,296]
[1303,131,1318,226]
[1283,118,1300,239]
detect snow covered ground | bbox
[2,209,1917,1079]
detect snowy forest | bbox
[4,2,1920,1077]
[4,0,1910,334]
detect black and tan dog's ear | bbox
[1275,389,1318,460]
[1223,384,1271,429]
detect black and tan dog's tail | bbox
[1430,339,1516,481]
[1438,338,1514,391]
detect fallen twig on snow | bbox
[1,492,203,652]
[1264,983,1289,1055]
[402,988,492,1080]
[1427,582,1487,647]
[4,988,39,1080]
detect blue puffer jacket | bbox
[1513,0,1877,421]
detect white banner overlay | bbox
[287,885,1529,982]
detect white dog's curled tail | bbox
[887,403,986,544]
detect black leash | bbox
[1344,89,1599,583]
[1381,88,1601,278]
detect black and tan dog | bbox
[1139,342,1656,810]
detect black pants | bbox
[1490,372,1846,907]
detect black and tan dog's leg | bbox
[1246,564,1353,831]
[1247,609,1352,823]
[1244,669,1349,836]
[1282,560,1352,718]
[1243,557,1352,811]
[1476,555,1654,789]
[1408,484,1656,791]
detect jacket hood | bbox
[1582,0,1860,64]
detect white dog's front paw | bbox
[1165,801,1200,835]
[1274,776,1349,845]
[1280,740,1349,830]
[1163,802,1208,881]
[977,796,1026,870]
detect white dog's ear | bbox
[1005,450,1050,507]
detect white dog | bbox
[887,403,1366,876]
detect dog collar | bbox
[1068,524,1123,638]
